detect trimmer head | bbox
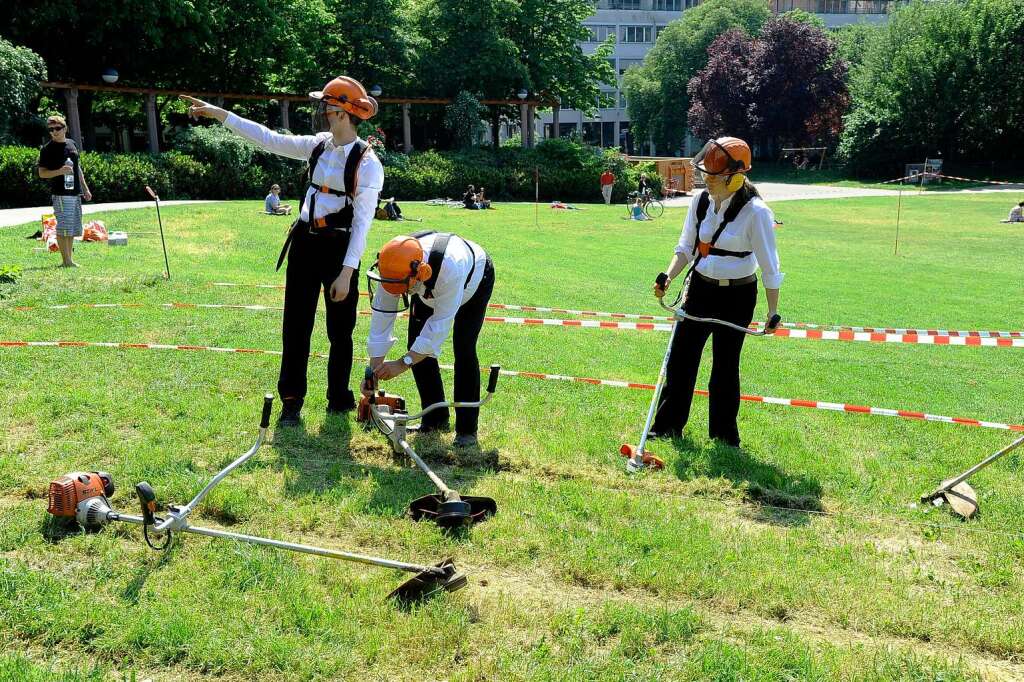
[388,558,468,606]
[619,444,664,471]
[409,494,497,529]
[922,480,979,519]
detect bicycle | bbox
[625,190,665,220]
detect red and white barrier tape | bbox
[882,172,1021,187]
[13,302,1022,346]
[2,339,1021,432]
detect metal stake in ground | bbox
[920,433,1024,519]
[145,185,171,279]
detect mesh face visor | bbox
[366,266,412,313]
[692,139,743,179]
[311,99,345,132]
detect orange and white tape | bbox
[12,302,1022,347]
[2,339,1021,432]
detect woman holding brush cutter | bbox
[181,77,384,427]
[649,137,782,447]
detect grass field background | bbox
[1,192,1023,680]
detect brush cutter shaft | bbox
[936,434,1024,495]
[399,439,452,495]
[636,320,679,459]
[112,513,439,574]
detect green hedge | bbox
[0,137,657,209]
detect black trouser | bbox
[407,258,495,435]
[277,226,359,409]
[651,274,757,446]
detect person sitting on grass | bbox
[477,186,491,209]
[1001,201,1024,223]
[384,196,404,221]
[463,185,479,210]
[264,184,292,215]
[630,197,647,221]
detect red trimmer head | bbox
[619,444,664,470]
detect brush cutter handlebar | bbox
[659,297,780,336]
[260,393,273,428]
[144,185,159,201]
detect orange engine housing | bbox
[47,471,113,517]
[357,392,406,422]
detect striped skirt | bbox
[51,194,83,237]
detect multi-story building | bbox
[538,0,897,155]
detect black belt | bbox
[694,271,757,287]
[276,218,351,271]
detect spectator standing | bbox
[600,168,615,205]
[37,115,92,267]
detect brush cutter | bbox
[358,365,500,529]
[46,395,467,604]
[920,434,1024,519]
[620,272,781,473]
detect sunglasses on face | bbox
[48,126,65,132]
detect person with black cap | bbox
[649,136,782,447]
[362,232,494,448]
[181,77,384,426]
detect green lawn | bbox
[1,194,1023,681]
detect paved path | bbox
[0,200,215,229]
[663,182,1024,206]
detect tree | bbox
[444,90,487,148]
[839,0,1024,174]
[0,39,46,144]
[687,15,849,152]
[623,0,769,152]
[746,15,849,148]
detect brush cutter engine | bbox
[47,471,116,527]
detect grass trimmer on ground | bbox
[46,395,467,604]
[358,365,500,529]
[620,272,781,474]
[920,434,1024,519]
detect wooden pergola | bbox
[42,81,551,153]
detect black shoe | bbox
[278,399,303,427]
[453,433,478,449]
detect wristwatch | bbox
[401,354,414,367]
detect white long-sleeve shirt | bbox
[223,113,384,269]
[368,234,488,358]
[674,190,784,289]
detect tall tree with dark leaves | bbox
[747,15,849,149]
[685,29,757,144]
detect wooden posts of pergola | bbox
[42,81,549,153]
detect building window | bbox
[618,58,644,75]
[655,0,682,10]
[655,25,669,39]
[584,24,617,42]
[620,92,628,108]
[599,91,616,109]
[621,26,654,43]
[608,0,641,9]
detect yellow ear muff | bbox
[414,263,432,282]
[726,173,745,193]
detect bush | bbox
[0,138,660,208]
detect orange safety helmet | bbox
[366,236,434,310]
[693,137,752,192]
[309,76,378,120]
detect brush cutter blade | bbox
[387,559,467,605]
[619,444,664,470]
[940,480,979,519]
[409,494,497,528]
